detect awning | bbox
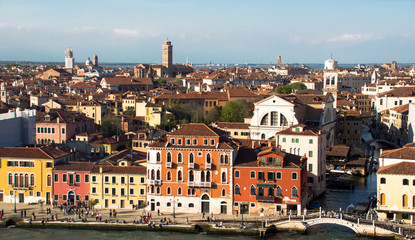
[257,184,275,188]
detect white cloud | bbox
[114,28,139,37]
[327,33,379,43]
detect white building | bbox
[0,109,36,147]
[375,87,415,115]
[276,124,327,197]
[65,48,75,69]
[249,94,336,146]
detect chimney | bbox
[99,167,103,173]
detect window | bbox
[210,139,215,146]
[309,139,313,144]
[235,170,240,178]
[47,174,52,187]
[91,176,96,182]
[292,172,297,180]
[282,138,286,142]
[62,128,65,134]
[308,164,313,172]
[198,151,202,157]
[167,152,172,163]
[129,177,134,183]
[121,177,125,184]
[54,174,59,182]
[250,185,256,196]
[186,139,191,145]
[30,174,35,186]
[167,187,171,195]
[104,176,109,183]
[261,113,269,125]
[258,171,264,181]
[85,175,89,183]
[268,172,274,181]
[296,139,299,143]
[177,203,182,207]
[309,151,313,157]
[221,189,226,197]
[276,172,282,179]
[140,177,145,183]
[307,177,314,183]
[46,162,53,168]
[167,171,172,181]
[203,139,208,145]
[112,188,116,196]
[250,171,255,178]
[92,187,96,194]
[380,178,386,184]
[193,139,197,145]
[178,187,182,195]
[177,139,182,145]
[140,189,144,195]
[75,174,80,183]
[112,176,116,184]
[403,179,409,185]
[177,153,182,163]
[8,174,12,185]
[189,153,194,163]
[235,185,240,195]
[403,195,408,207]
[171,138,175,145]
[292,187,298,198]
[221,172,226,183]
[188,203,194,208]
[156,152,161,162]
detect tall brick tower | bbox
[162,39,173,69]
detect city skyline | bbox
[0,0,414,64]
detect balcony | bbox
[148,179,162,185]
[12,185,31,191]
[166,162,172,168]
[188,162,194,169]
[256,195,275,202]
[206,162,211,169]
[187,181,212,188]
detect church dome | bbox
[85,57,92,66]
[324,57,338,70]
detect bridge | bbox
[267,214,399,238]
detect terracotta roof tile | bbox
[378,161,415,175]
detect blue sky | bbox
[0,0,414,64]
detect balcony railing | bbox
[12,184,31,190]
[148,179,162,185]
[256,195,275,202]
[188,162,194,169]
[187,181,212,188]
[166,162,172,168]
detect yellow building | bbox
[136,102,166,127]
[89,161,147,209]
[0,147,72,204]
[377,161,415,223]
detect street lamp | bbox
[14,190,17,213]
[170,197,176,219]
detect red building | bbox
[233,146,307,216]
[52,162,94,206]
[146,123,239,214]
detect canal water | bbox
[312,172,377,211]
[0,227,372,240]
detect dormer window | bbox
[192,139,197,145]
[203,139,208,145]
[44,114,51,121]
[177,139,182,145]
[210,139,215,146]
[170,138,175,145]
[186,139,191,145]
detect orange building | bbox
[146,123,238,214]
[233,146,308,216]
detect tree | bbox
[221,99,253,122]
[158,114,178,132]
[38,199,45,213]
[123,108,136,117]
[205,106,222,123]
[276,82,306,94]
[100,118,120,138]
[88,199,97,210]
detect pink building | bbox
[52,162,94,206]
[36,110,95,144]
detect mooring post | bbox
[303,215,305,221]
[357,218,360,226]
[319,207,321,219]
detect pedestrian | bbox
[110,210,112,218]
[21,210,23,218]
[203,212,205,218]
[157,209,160,216]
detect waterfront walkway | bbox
[0,202,413,237]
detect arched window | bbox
[291,187,298,198]
[276,186,282,197]
[221,189,226,197]
[250,185,256,196]
[268,187,274,196]
[177,153,182,163]
[19,174,24,187]
[189,170,194,182]
[403,179,409,185]
[206,153,211,163]
[206,171,211,182]
[47,174,52,187]
[258,187,264,196]
[221,172,226,183]
[30,174,35,186]
[280,114,288,126]
[189,153,194,163]
[167,171,172,181]
[178,187,182,195]
[260,113,269,126]
[147,152,150,161]
[156,187,160,194]
[167,152,172,162]
[192,189,195,195]
[8,173,12,185]
[151,169,155,180]
[187,189,191,196]
[261,133,266,140]
[24,174,29,187]
[225,155,229,164]
[201,171,205,182]
[271,112,279,126]
[156,170,161,180]
[178,170,182,181]
[14,174,18,187]
[167,187,171,195]
[235,185,240,195]
[156,152,161,162]
[220,155,224,164]
[403,195,408,207]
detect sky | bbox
[0,0,414,64]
